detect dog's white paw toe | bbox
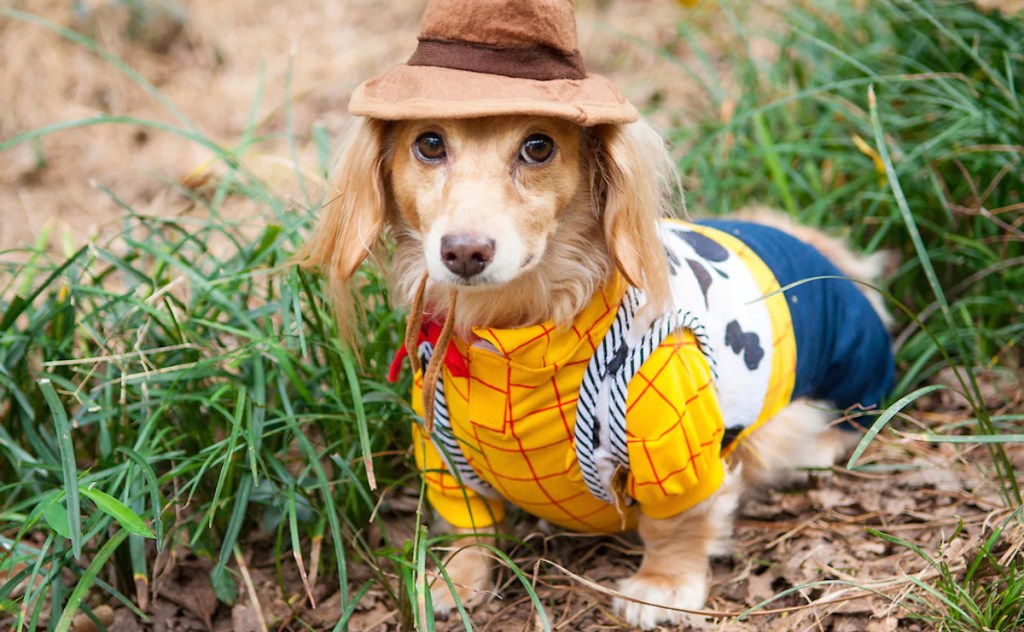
[428,546,492,618]
[429,582,458,617]
[614,572,707,630]
[430,576,486,621]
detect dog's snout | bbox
[440,234,495,279]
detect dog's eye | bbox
[520,134,555,165]
[414,132,446,162]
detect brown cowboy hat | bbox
[349,0,638,126]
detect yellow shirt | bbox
[412,221,796,533]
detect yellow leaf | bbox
[851,133,887,186]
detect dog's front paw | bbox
[429,545,493,617]
[614,571,708,630]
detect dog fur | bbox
[300,115,889,628]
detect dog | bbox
[300,1,896,628]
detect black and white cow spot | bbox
[670,227,731,290]
[686,258,712,307]
[665,245,681,276]
[725,320,764,371]
[672,228,730,262]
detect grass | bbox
[1,0,1023,629]
[674,0,1023,484]
[870,509,1024,632]
[675,0,1024,388]
[1,9,418,624]
[671,0,1024,624]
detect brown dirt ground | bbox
[0,0,744,256]
[2,1,1023,631]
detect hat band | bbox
[408,38,587,81]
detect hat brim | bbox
[349,64,638,126]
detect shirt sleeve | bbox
[624,329,726,519]
[411,377,506,530]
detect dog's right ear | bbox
[297,117,389,342]
[593,121,673,315]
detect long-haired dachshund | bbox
[301,0,895,628]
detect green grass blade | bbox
[280,402,349,616]
[40,495,72,540]
[52,529,129,632]
[334,581,375,632]
[210,386,247,528]
[287,488,316,607]
[14,223,55,296]
[426,549,475,631]
[0,246,86,331]
[752,111,797,216]
[210,476,251,605]
[246,359,265,483]
[0,116,225,156]
[282,53,309,202]
[847,384,948,469]
[129,508,150,611]
[339,347,377,490]
[80,487,154,539]
[116,446,165,545]
[38,378,82,559]
[415,525,435,632]
[914,434,1024,444]
[14,535,55,632]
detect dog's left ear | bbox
[296,117,390,344]
[593,121,673,312]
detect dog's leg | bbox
[735,399,860,489]
[429,524,495,617]
[614,469,741,629]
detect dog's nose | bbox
[440,234,495,279]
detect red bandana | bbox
[388,319,470,382]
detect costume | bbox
[399,220,894,534]
[350,0,896,536]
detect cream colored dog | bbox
[301,114,891,628]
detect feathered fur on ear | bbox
[593,120,674,314]
[296,117,390,343]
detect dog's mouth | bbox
[438,258,532,289]
[442,274,496,289]
[428,234,544,288]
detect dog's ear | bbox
[593,121,673,313]
[297,117,389,343]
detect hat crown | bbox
[348,0,638,126]
[418,0,579,53]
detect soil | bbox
[0,0,730,256]
[2,1,1022,631]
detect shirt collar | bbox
[467,275,626,370]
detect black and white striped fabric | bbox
[572,287,640,500]
[419,342,502,500]
[421,289,718,508]
[572,287,716,505]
